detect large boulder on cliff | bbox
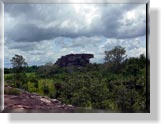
[56,54,94,67]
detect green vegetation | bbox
[4,87,21,95]
[4,46,149,113]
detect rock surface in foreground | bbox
[3,86,75,113]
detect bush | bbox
[56,72,111,109]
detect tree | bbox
[10,55,28,88]
[139,54,146,68]
[104,46,127,73]
[104,46,127,64]
[10,54,27,73]
[37,62,59,78]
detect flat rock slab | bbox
[3,86,76,113]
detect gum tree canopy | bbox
[10,54,27,72]
[104,46,127,65]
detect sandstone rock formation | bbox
[3,86,75,113]
[56,54,94,67]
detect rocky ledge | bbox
[3,86,76,113]
[56,53,94,67]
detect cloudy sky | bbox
[4,3,146,68]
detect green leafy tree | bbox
[10,55,28,88]
[104,46,127,64]
[104,46,127,73]
[10,55,27,72]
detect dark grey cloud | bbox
[6,40,38,51]
[95,4,146,38]
[8,23,56,42]
[5,4,146,43]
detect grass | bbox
[5,73,56,98]
[37,79,55,97]
[5,73,35,78]
[4,87,21,95]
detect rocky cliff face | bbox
[56,54,94,67]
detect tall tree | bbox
[10,55,28,88]
[104,46,127,64]
[10,54,27,73]
[104,46,127,72]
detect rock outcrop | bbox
[56,54,94,67]
[3,86,75,113]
